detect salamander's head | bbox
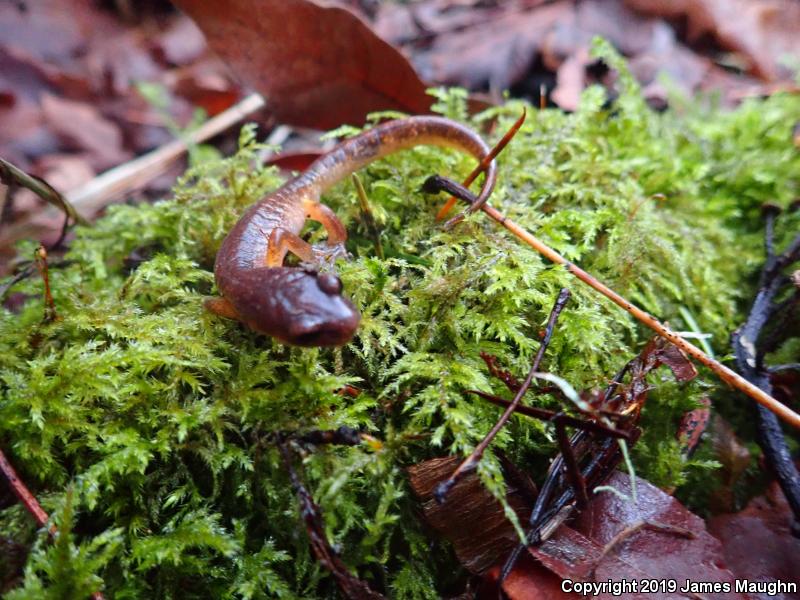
[217,266,360,347]
[281,270,361,347]
[222,267,361,346]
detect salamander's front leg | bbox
[204,296,242,321]
[266,228,314,267]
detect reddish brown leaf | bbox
[654,341,698,382]
[264,151,324,172]
[479,554,574,600]
[40,94,131,171]
[624,0,800,81]
[676,397,711,455]
[708,482,800,599]
[407,456,534,575]
[523,472,746,599]
[172,0,432,129]
[708,416,751,513]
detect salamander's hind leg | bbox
[303,199,347,245]
[266,228,315,267]
[302,199,349,263]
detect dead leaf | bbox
[264,151,324,172]
[624,0,800,81]
[676,397,711,456]
[412,2,571,93]
[479,554,573,600]
[544,0,713,110]
[173,0,432,129]
[708,482,800,600]
[407,456,534,575]
[708,416,751,513]
[153,16,208,67]
[654,341,698,382]
[40,94,131,171]
[523,472,746,600]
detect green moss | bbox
[2,46,799,597]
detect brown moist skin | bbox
[211,116,498,346]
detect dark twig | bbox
[769,363,800,373]
[466,390,631,440]
[434,288,571,503]
[277,440,385,600]
[0,449,52,532]
[0,158,87,227]
[732,218,800,534]
[0,263,36,301]
[491,336,695,590]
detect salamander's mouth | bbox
[286,316,360,347]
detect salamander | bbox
[206,116,497,346]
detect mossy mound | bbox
[2,43,799,598]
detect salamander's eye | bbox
[317,272,343,295]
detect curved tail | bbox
[300,116,497,211]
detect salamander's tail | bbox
[300,116,496,213]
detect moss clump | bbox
[2,44,799,597]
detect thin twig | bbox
[0,449,106,600]
[434,288,571,503]
[496,337,682,587]
[467,390,630,440]
[435,109,527,222]
[34,245,58,322]
[278,440,384,600]
[351,173,384,259]
[65,93,266,218]
[422,175,800,431]
[0,263,36,301]
[0,158,87,226]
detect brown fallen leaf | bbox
[478,553,572,600]
[676,397,711,456]
[264,151,324,172]
[520,472,747,600]
[543,0,712,110]
[173,0,433,129]
[153,16,208,67]
[624,0,800,81]
[411,2,571,93]
[708,415,751,513]
[413,458,746,599]
[708,482,800,600]
[40,94,131,172]
[407,455,535,575]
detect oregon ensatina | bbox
[206,116,497,346]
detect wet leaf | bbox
[708,482,800,599]
[519,472,745,599]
